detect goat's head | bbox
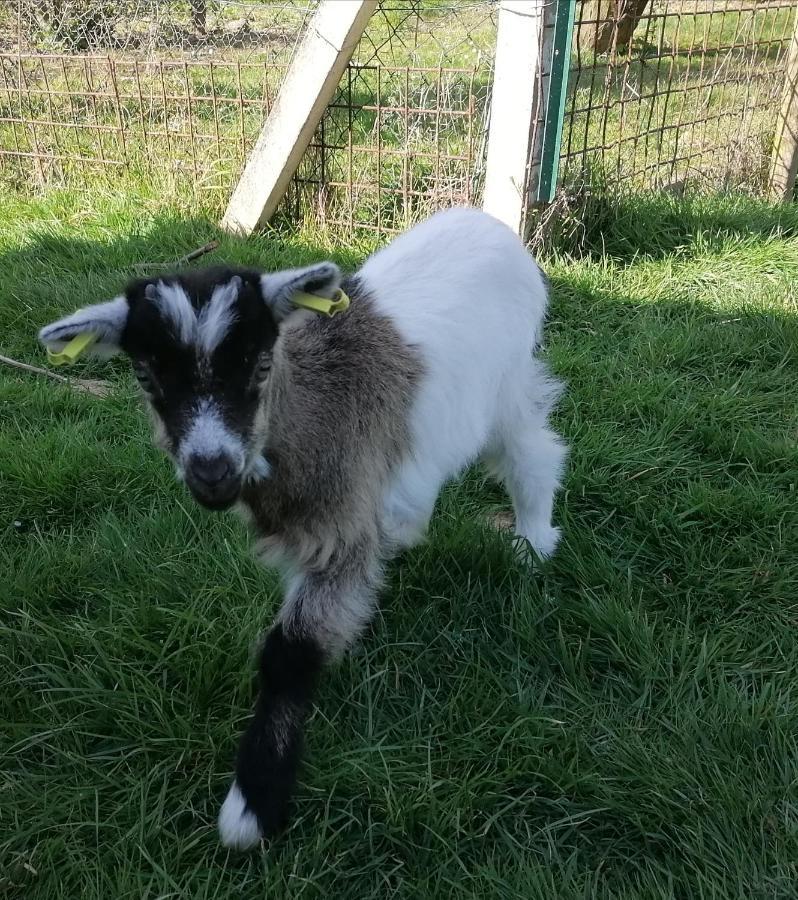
[39,262,342,510]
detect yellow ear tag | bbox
[291,288,351,317]
[47,331,98,366]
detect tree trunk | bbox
[190,0,207,34]
[579,0,651,55]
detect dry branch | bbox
[131,239,219,274]
[0,353,112,398]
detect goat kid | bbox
[39,207,567,849]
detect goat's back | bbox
[359,207,550,480]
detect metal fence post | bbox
[769,2,798,201]
[536,0,576,203]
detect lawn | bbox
[1,183,798,898]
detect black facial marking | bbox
[132,361,159,397]
[120,266,280,452]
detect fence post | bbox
[482,0,552,234]
[769,4,798,201]
[536,0,577,203]
[221,0,377,236]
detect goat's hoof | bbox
[218,781,262,850]
[531,526,561,560]
[515,526,561,564]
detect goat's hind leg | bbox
[218,541,381,849]
[485,363,567,560]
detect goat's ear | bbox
[38,295,129,358]
[259,262,341,323]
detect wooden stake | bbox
[221,0,377,236]
[482,1,551,235]
[769,6,798,201]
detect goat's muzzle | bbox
[184,452,241,510]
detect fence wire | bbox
[285,1,498,233]
[0,1,796,237]
[0,1,313,196]
[563,0,796,197]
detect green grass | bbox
[1,183,798,898]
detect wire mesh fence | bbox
[0,1,314,197]
[0,0,796,238]
[285,2,498,233]
[562,0,796,199]
[0,1,497,230]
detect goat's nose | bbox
[189,454,231,486]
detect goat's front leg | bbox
[218,545,381,849]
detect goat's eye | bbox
[133,364,155,392]
[255,359,272,381]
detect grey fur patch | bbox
[279,535,385,654]
[268,701,300,756]
[240,279,422,646]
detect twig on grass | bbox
[131,239,220,274]
[0,353,112,398]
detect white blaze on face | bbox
[151,281,197,345]
[150,277,241,357]
[197,278,241,355]
[179,398,246,472]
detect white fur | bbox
[38,295,128,356]
[151,281,196,345]
[198,277,241,354]
[180,399,246,470]
[218,781,262,850]
[360,207,566,556]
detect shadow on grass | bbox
[545,187,798,262]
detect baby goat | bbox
[39,207,567,849]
